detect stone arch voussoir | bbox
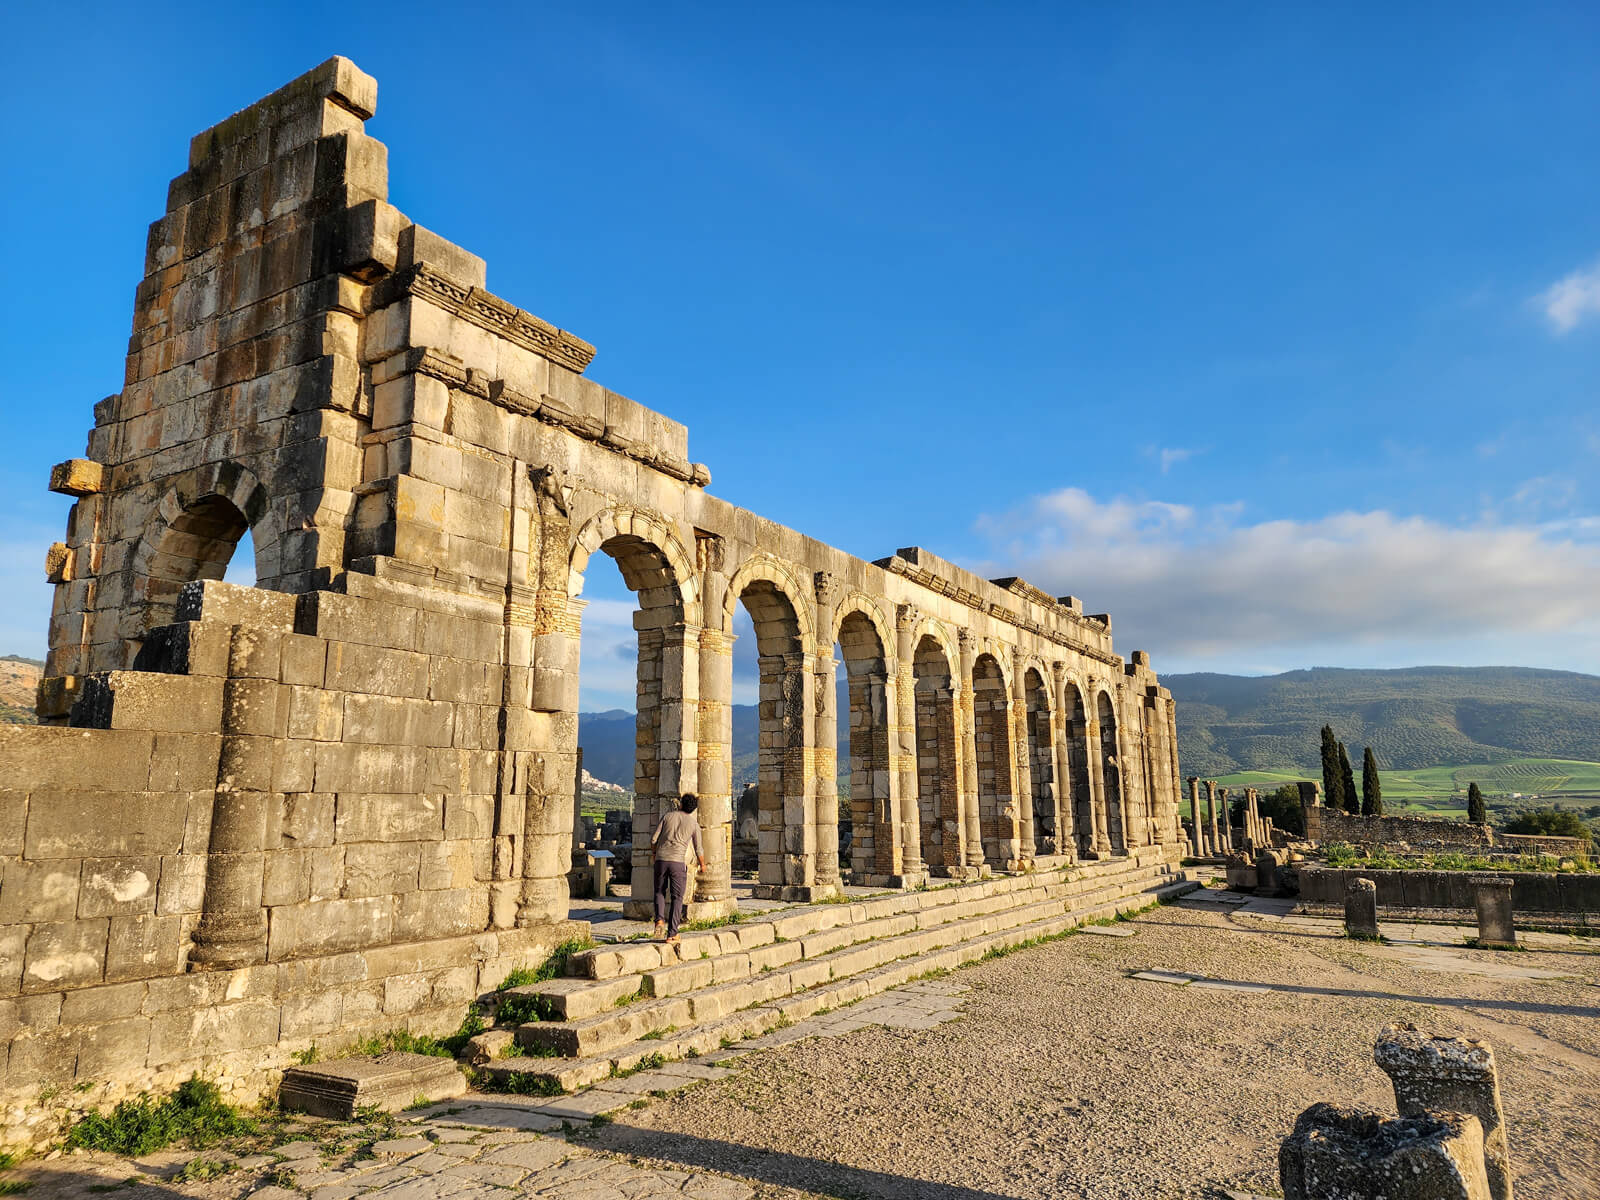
[568,503,701,625]
[721,553,816,646]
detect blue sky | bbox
[2,3,1598,711]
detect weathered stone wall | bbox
[2,56,1187,1132]
[1304,806,1588,858]
[1305,806,1493,850]
[1299,866,1600,917]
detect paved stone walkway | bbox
[15,979,970,1200]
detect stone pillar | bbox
[1205,780,1221,854]
[894,605,926,883]
[1010,649,1036,867]
[1216,786,1231,851]
[1473,877,1516,948]
[693,626,735,911]
[957,632,984,870]
[1081,699,1113,856]
[692,534,734,912]
[1345,877,1379,939]
[1375,1023,1511,1200]
[190,625,280,967]
[1246,787,1262,848]
[785,650,820,893]
[1050,662,1077,861]
[1186,777,1205,856]
[813,648,842,891]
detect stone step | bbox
[513,892,1079,1059]
[570,866,1093,982]
[280,1051,468,1118]
[499,973,643,1022]
[481,876,1194,1095]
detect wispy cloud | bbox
[974,487,1600,673]
[1534,257,1600,334]
[1142,445,1203,475]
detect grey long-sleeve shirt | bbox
[651,810,704,865]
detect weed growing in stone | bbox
[496,937,598,991]
[66,1078,259,1156]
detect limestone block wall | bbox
[0,581,582,1144]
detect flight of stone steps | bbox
[474,852,1196,1093]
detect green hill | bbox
[1168,666,1600,780]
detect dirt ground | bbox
[590,898,1600,1199]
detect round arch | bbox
[568,504,700,624]
[720,554,816,646]
[830,591,893,656]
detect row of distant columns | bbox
[1185,777,1279,858]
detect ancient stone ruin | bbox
[0,58,1188,1136]
[1281,1023,1512,1200]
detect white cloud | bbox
[1535,258,1600,334]
[1159,447,1196,474]
[974,488,1600,674]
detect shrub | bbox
[66,1078,257,1156]
[1502,807,1592,845]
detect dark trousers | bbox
[653,858,688,936]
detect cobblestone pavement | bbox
[11,981,968,1200]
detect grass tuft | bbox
[66,1078,258,1157]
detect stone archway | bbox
[912,632,962,872]
[1062,680,1096,858]
[567,505,701,912]
[972,652,1017,868]
[1097,690,1127,854]
[1023,667,1055,856]
[127,462,275,659]
[836,607,892,881]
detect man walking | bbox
[651,793,706,944]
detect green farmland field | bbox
[1214,757,1600,818]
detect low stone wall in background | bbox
[1299,866,1600,927]
[1303,806,1587,858]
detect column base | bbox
[622,896,738,923]
[850,872,930,890]
[188,912,268,970]
[750,882,843,903]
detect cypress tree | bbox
[1338,742,1359,814]
[1320,725,1343,812]
[1361,746,1383,816]
[1467,782,1487,825]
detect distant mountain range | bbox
[1165,666,1600,778]
[578,666,1600,791]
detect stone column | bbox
[190,625,280,967]
[1010,649,1036,866]
[1205,779,1221,856]
[1216,786,1231,851]
[1186,777,1205,856]
[1050,662,1077,861]
[1084,708,1111,856]
[1474,877,1516,948]
[812,648,842,891]
[957,631,984,870]
[782,650,819,893]
[693,626,735,911]
[1375,1023,1512,1200]
[894,605,925,883]
[693,534,734,912]
[1246,788,1262,848]
[1344,877,1379,939]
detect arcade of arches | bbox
[2,57,1188,1128]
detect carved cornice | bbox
[384,264,597,374]
[390,348,710,491]
[876,554,1121,668]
